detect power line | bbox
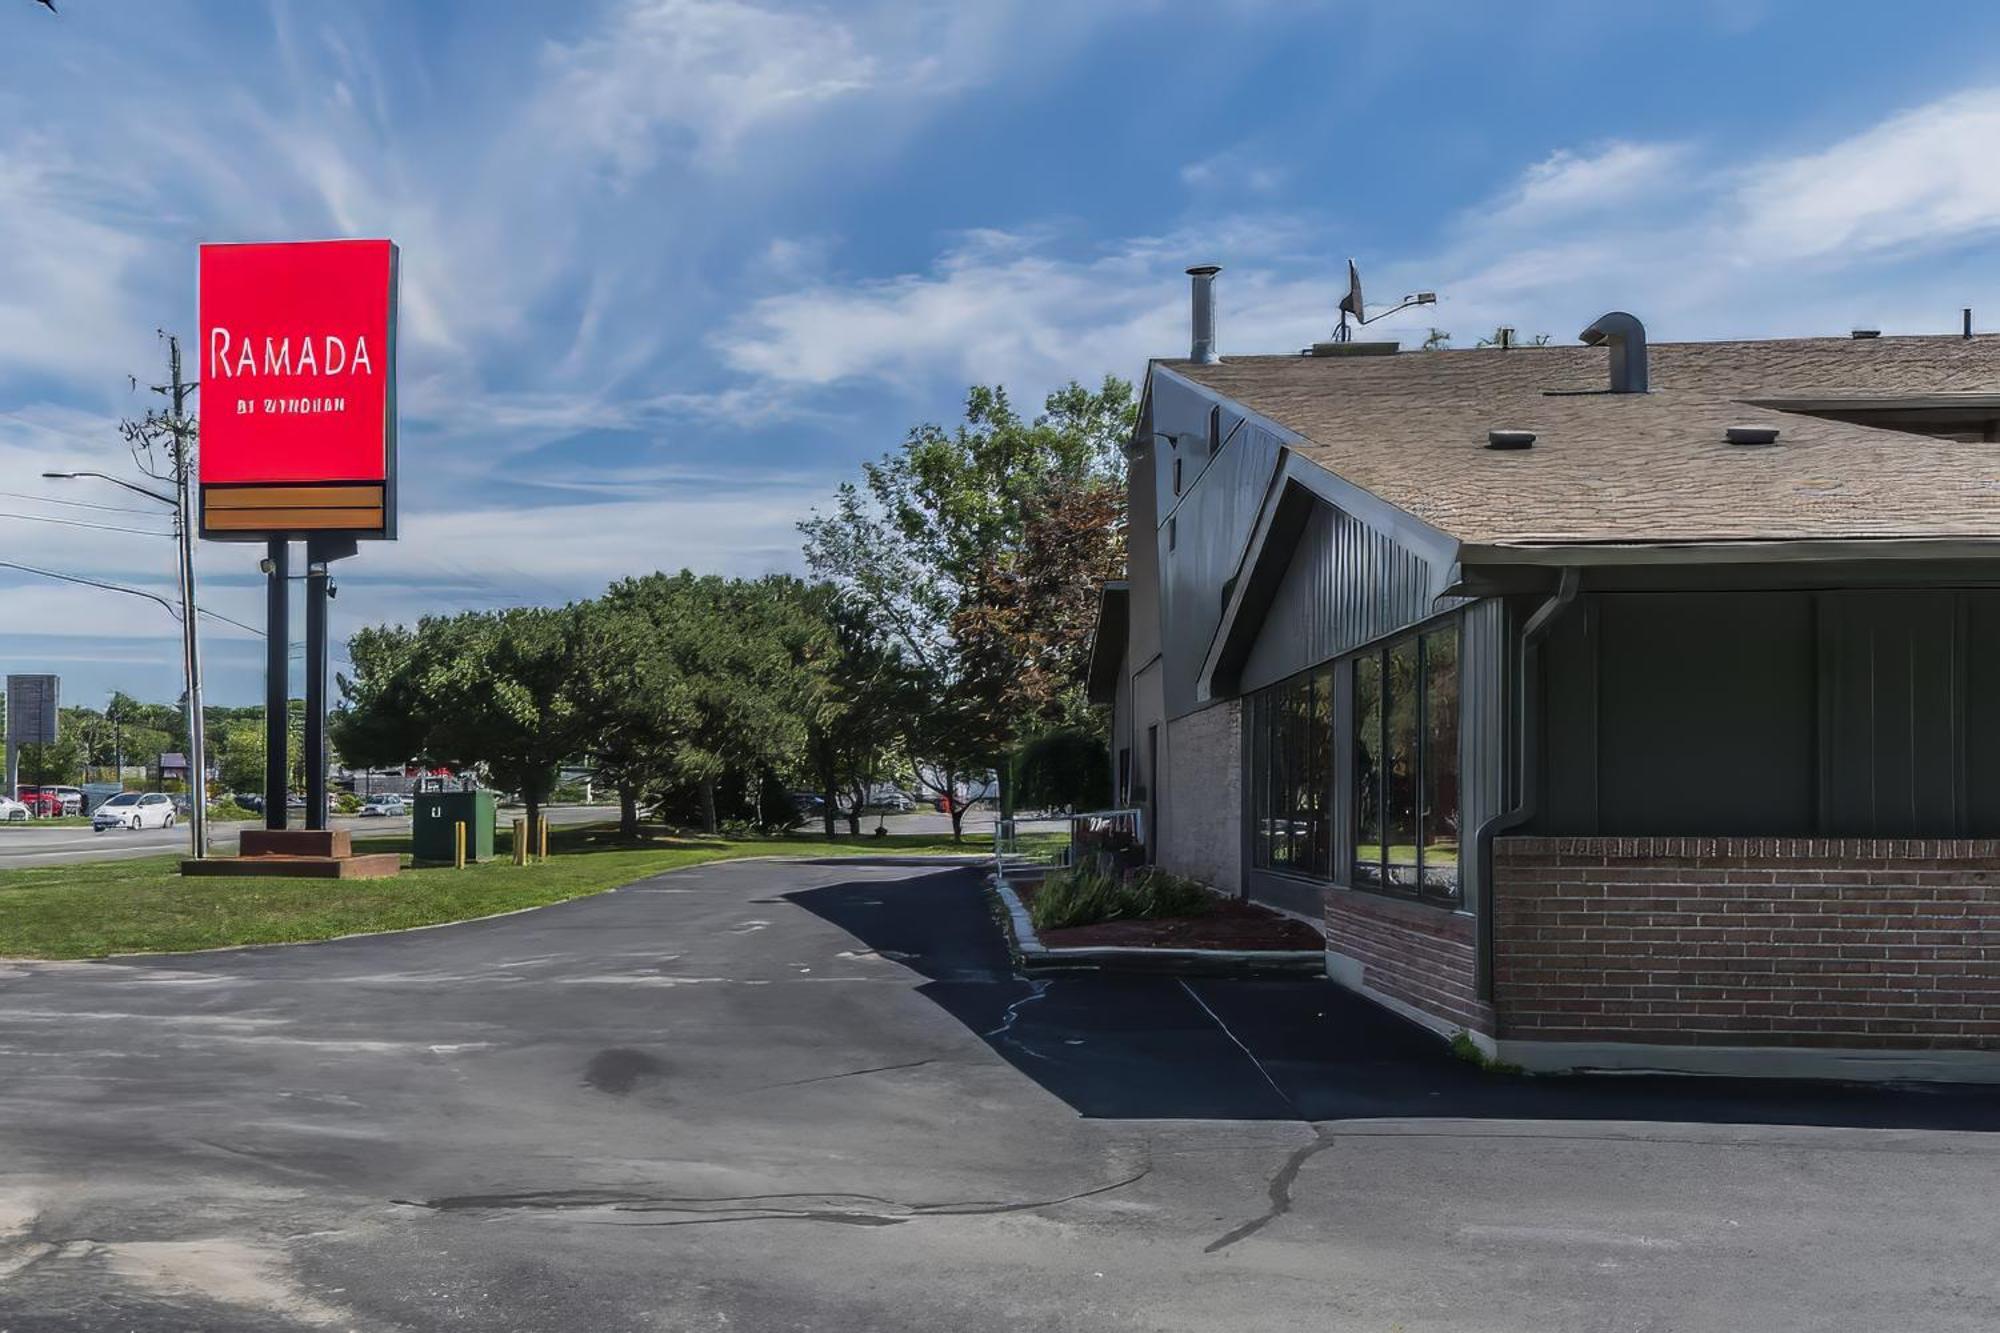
[0,489,163,515]
[0,509,174,536]
[0,558,261,635]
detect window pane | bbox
[1353,651,1383,886]
[1279,677,1306,868]
[1249,697,1269,869]
[1307,667,1333,878]
[1250,670,1337,883]
[1421,626,1461,901]
[1385,638,1420,891]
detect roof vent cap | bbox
[1851,327,1881,339]
[1578,310,1649,393]
[1726,424,1781,446]
[1486,429,1536,450]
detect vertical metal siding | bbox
[1157,412,1284,718]
[1456,598,1509,918]
[1237,499,1468,694]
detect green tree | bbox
[800,378,1133,840]
[597,573,828,834]
[575,594,693,838]
[335,606,597,836]
[217,719,266,793]
[15,734,82,787]
[794,585,913,837]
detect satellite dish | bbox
[1331,257,1435,343]
[1336,259,1364,341]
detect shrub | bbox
[1029,863,1213,931]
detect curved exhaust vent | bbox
[1578,311,1649,393]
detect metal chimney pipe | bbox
[1578,310,1649,393]
[1187,265,1222,364]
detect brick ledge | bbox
[1499,835,2000,862]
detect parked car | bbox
[0,796,28,822]
[19,790,64,818]
[286,793,306,810]
[233,792,265,814]
[876,791,916,813]
[30,786,85,816]
[358,795,407,817]
[92,792,176,832]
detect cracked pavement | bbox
[2,858,1999,1330]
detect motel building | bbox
[1089,270,2000,1082]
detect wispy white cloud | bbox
[535,0,888,179]
[714,84,2000,399]
[1731,88,2000,262]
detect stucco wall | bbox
[1158,700,1241,895]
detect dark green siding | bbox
[1537,588,2000,838]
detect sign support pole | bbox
[303,537,357,833]
[304,547,329,831]
[264,539,289,830]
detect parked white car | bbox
[92,792,176,832]
[358,795,407,818]
[0,796,28,822]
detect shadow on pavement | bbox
[786,866,2000,1130]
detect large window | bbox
[1352,622,1460,903]
[1251,666,1332,878]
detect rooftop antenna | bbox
[1333,258,1437,342]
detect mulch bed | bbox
[1012,882,1324,951]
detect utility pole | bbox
[162,336,210,858]
[46,331,209,859]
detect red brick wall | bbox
[1494,837,2000,1049]
[1326,887,1494,1034]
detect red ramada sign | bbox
[197,239,398,488]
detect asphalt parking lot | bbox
[1,858,1997,1330]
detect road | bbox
[1,857,1996,1330]
[0,804,620,869]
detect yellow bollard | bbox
[539,815,550,862]
[454,820,466,870]
[513,817,527,866]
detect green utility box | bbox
[411,789,497,864]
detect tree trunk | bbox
[699,777,718,835]
[618,785,639,839]
[946,766,963,843]
[999,753,1015,820]
[524,787,542,859]
[821,783,837,839]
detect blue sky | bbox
[6,0,2000,706]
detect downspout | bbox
[1473,566,1581,1003]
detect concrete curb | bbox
[989,874,1326,978]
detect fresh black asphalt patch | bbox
[787,866,2000,1130]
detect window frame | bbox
[1349,618,1463,907]
[1248,662,1334,881]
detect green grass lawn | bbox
[0,816,94,829]
[0,823,1020,960]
